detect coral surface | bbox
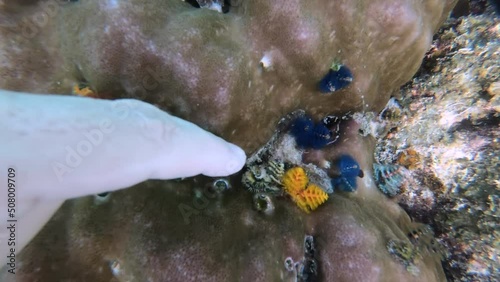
[0,0,460,281]
[4,117,446,282]
[1,0,455,151]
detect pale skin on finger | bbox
[0,89,246,263]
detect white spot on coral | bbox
[259,53,272,69]
[106,0,119,10]
[273,134,304,164]
[363,173,375,190]
[198,1,223,13]
[241,211,255,226]
[438,110,461,127]
[147,40,157,53]
[323,160,331,169]
[110,260,121,276]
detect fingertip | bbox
[201,142,247,177]
[229,143,247,164]
[226,143,247,174]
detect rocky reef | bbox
[369,6,499,282]
[0,0,461,281]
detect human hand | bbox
[0,89,246,261]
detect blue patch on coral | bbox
[290,116,315,148]
[331,155,362,192]
[331,175,357,192]
[310,123,333,149]
[318,65,353,93]
[290,116,334,149]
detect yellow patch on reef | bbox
[73,84,98,98]
[282,167,329,213]
[300,184,329,212]
[282,167,308,195]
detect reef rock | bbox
[373,8,500,282]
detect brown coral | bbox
[1,0,456,152]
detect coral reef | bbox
[369,7,500,282]
[0,0,461,281]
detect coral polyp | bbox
[387,239,420,275]
[212,178,231,193]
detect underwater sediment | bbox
[0,0,471,281]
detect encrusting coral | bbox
[0,0,458,281]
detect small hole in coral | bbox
[253,193,274,214]
[94,192,111,204]
[222,0,231,13]
[212,178,231,193]
[284,257,295,272]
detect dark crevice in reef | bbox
[452,0,490,17]
[413,23,460,77]
[433,198,474,282]
[451,113,500,132]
